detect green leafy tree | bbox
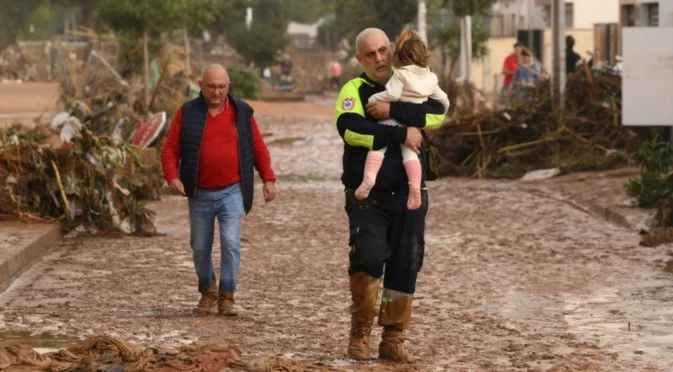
[285,0,330,24]
[0,0,45,47]
[330,0,418,40]
[435,15,491,76]
[225,0,290,68]
[96,0,225,101]
[444,0,497,17]
[316,0,445,51]
[227,22,288,68]
[49,0,100,29]
[433,0,495,80]
[205,0,248,35]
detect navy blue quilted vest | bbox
[179,93,255,214]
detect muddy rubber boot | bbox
[378,294,413,362]
[217,291,239,316]
[346,272,380,361]
[193,279,218,314]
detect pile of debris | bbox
[0,335,342,371]
[0,46,198,234]
[0,124,158,235]
[430,69,665,178]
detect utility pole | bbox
[459,14,472,83]
[183,27,191,76]
[527,0,533,48]
[464,15,472,82]
[514,0,523,32]
[551,0,566,112]
[418,0,427,44]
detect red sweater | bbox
[161,98,275,189]
[503,54,519,87]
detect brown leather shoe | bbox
[193,279,218,314]
[218,291,239,316]
[346,272,380,361]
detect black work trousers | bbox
[344,189,427,295]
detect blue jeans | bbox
[188,183,244,293]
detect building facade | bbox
[620,0,673,27]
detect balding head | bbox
[200,64,229,81]
[354,28,393,85]
[199,64,230,109]
[355,28,389,55]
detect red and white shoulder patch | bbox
[341,97,356,111]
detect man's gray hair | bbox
[355,28,390,55]
[200,64,227,80]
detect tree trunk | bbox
[143,27,149,106]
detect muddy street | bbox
[2,101,673,371]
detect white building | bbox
[535,0,620,28]
[489,0,546,36]
[620,0,673,126]
[620,0,673,27]
[286,16,334,49]
[489,0,620,35]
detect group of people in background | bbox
[499,35,582,106]
[499,41,543,105]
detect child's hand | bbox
[366,101,390,120]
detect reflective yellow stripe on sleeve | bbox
[425,113,445,130]
[344,130,374,149]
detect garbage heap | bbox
[429,69,665,178]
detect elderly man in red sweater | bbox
[161,64,276,316]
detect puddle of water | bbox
[0,330,78,351]
[496,279,673,367]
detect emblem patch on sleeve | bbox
[341,97,356,111]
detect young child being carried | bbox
[355,28,450,210]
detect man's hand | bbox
[169,178,186,196]
[366,101,391,120]
[263,181,276,203]
[405,127,423,153]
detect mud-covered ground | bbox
[2,96,673,371]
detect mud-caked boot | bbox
[218,291,239,316]
[346,272,380,361]
[193,279,218,314]
[378,293,414,362]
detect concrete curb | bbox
[523,186,637,230]
[0,224,62,287]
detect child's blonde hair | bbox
[393,28,430,68]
